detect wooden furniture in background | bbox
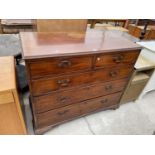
[89,19,127,28]
[0,56,27,134]
[128,24,151,39]
[20,29,141,134]
[124,19,130,29]
[134,19,155,39]
[128,24,136,36]
[147,26,155,39]
[0,19,2,33]
[1,19,34,33]
[35,19,88,38]
[120,55,155,104]
[128,21,155,40]
[94,24,129,32]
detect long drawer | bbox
[35,92,122,128]
[33,78,128,113]
[28,55,93,79]
[95,50,139,68]
[31,64,133,96]
[35,102,81,128]
[79,92,122,114]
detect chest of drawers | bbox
[20,30,141,134]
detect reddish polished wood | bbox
[36,102,81,128]
[20,29,141,134]
[20,30,141,59]
[36,92,122,129]
[79,92,122,114]
[95,50,140,68]
[33,78,128,113]
[31,64,133,96]
[28,55,93,79]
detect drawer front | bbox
[95,51,140,68]
[31,64,133,96]
[33,78,128,113]
[80,92,122,114]
[0,92,14,105]
[36,103,81,128]
[28,56,92,79]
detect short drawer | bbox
[28,55,92,79]
[31,64,133,96]
[0,92,14,105]
[35,103,81,128]
[80,92,122,114]
[33,78,128,113]
[95,50,140,68]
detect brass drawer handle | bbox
[57,110,69,116]
[57,79,70,87]
[105,85,112,91]
[59,96,69,102]
[58,60,72,68]
[100,99,108,104]
[109,71,117,77]
[113,55,124,63]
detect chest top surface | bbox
[20,29,141,59]
[0,56,16,92]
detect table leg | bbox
[0,20,3,34]
[140,19,149,39]
[90,20,96,28]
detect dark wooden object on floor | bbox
[20,29,141,134]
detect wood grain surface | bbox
[20,29,141,59]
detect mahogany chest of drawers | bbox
[20,30,141,134]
